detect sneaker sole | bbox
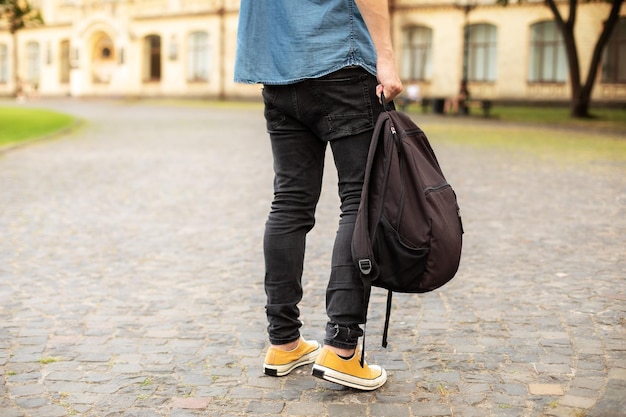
[311,364,387,391]
[263,346,321,377]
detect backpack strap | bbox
[360,277,372,368]
[354,106,387,367]
[382,290,393,348]
[377,96,399,350]
[353,96,400,366]
[356,114,384,367]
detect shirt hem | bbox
[234,60,377,86]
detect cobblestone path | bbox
[1,99,624,416]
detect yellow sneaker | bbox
[311,346,387,390]
[263,337,321,377]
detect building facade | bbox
[0,0,625,103]
[392,0,626,103]
[0,0,255,99]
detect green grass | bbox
[38,356,63,364]
[418,112,626,167]
[0,106,75,147]
[399,103,626,165]
[423,122,626,165]
[490,105,626,132]
[403,103,626,133]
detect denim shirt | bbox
[234,0,377,85]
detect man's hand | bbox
[354,0,403,103]
[376,55,403,103]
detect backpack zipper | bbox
[424,183,450,196]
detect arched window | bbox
[468,24,497,82]
[401,25,432,81]
[528,21,567,83]
[26,41,41,84]
[187,31,209,82]
[144,35,162,82]
[602,17,626,84]
[0,44,7,83]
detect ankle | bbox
[272,339,299,351]
[325,345,355,359]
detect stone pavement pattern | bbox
[0,99,624,417]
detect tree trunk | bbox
[545,0,624,119]
[564,35,588,118]
[576,0,624,118]
[545,0,588,118]
[571,94,590,118]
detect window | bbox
[0,44,7,83]
[468,24,497,82]
[60,40,70,84]
[401,25,432,81]
[528,21,567,83]
[26,41,41,84]
[187,31,209,82]
[143,35,161,81]
[602,18,626,84]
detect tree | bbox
[0,0,43,96]
[498,0,624,118]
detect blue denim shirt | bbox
[234,0,377,85]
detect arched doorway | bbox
[91,31,116,84]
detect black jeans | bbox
[262,67,388,349]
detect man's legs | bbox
[261,69,388,388]
[297,67,385,354]
[302,68,388,390]
[312,133,390,390]
[322,131,373,353]
[262,85,327,347]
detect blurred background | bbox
[0,0,624,115]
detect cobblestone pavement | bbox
[1,99,624,417]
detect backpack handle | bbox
[380,92,393,112]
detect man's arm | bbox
[354,0,403,102]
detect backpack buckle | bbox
[358,259,372,275]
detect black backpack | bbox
[352,102,463,353]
